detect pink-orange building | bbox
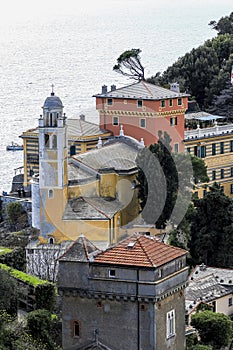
[94,81,189,151]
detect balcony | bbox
[184,121,233,141]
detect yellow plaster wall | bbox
[68,180,99,198]
[215,294,233,316]
[100,173,117,198]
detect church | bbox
[29,88,147,247]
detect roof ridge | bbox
[79,119,84,136]
[138,236,155,267]
[141,80,154,97]
[83,197,110,219]
[81,235,89,260]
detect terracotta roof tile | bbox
[94,233,187,268]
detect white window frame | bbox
[107,98,113,106]
[137,100,143,108]
[170,117,177,126]
[140,118,146,128]
[109,269,116,278]
[166,309,175,338]
[174,143,179,153]
[113,116,119,126]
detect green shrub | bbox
[6,202,23,224]
[27,309,62,349]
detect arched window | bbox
[49,237,54,244]
[45,134,49,147]
[52,135,57,148]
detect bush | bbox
[27,309,62,349]
[6,202,23,224]
[191,311,233,349]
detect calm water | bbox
[0,0,232,192]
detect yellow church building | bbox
[31,89,145,248]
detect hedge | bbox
[0,263,56,311]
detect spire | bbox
[119,125,124,137]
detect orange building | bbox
[94,81,189,151]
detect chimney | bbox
[199,263,207,271]
[80,114,85,121]
[102,85,108,94]
[170,82,180,93]
[111,84,116,91]
[97,137,103,149]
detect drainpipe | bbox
[102,98,106,130]
[108,218,112,245]
[137,269,140,350]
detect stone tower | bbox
[58,233,188,350]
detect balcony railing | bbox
[184,122,233,140]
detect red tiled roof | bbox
[94,234,187,268]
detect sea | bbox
[0,0,232,193]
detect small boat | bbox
[6,142,23,151]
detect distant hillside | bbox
[148,12,233,118]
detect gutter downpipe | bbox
[102,97,106,130]
[137,269,140,350]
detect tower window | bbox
[177,98,182,106]
[52,135,57,148]
[167,310,175,338]
[45,134,49,147]
[107,98,113,106]
[161,100,165,108]
[71,320,81,338]
[169,99,173,107]
[109,269,116,278]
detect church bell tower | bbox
[38,86,68,240]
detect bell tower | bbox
[38,86,69,240]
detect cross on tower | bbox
[51,84,55,95]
